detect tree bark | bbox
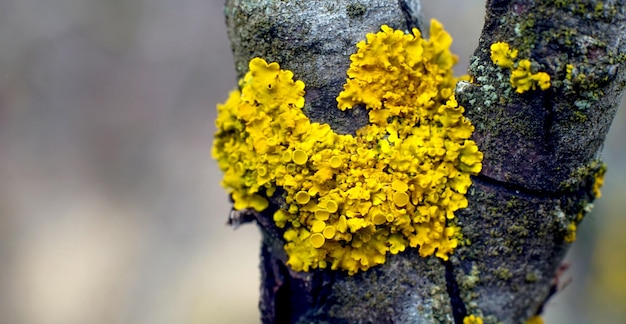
[222,0,626,323]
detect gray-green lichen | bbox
[346,3,367,19]
[299,252,453,324]
[451,174,598,322]
[457,0,626,193]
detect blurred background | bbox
[0,0,624,323]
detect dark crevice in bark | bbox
[541,92,555,152]
[398,0,421,31]
[443,259,466,323]
[261,243,312,324]
[260,239,281,323]
[473,174,565,199]
[273,264,293,324]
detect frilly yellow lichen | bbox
[213,19,483,275]
[337,20,458,126]
[463,315,483,324]
[510,60,551,93]
[490,42,551,93]
[490,42,518,69]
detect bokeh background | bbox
[0,1,624,323]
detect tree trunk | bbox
[222,0,626,322]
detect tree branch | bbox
[221,0,625,322]
[451,1,626,321]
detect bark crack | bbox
[443,260,466,324]
[397,0,422,30]
[473,174,564,199]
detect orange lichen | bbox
[213,20,483,274]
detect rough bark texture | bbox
[223,0,626,323]
[452,1,626,322]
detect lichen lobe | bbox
[213,21,483,275]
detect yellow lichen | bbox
[213,19,483,274]
[393,192,410,207]
[510,59,551,93]
[295,191,311,204]
[490,42,551,93]
[566,63,574,81]
[526,315,543,324]
[463,315,483,324]
[593,165,606,198]
[323,226,336,239]
[564,222,577,243]
[329,156,342,168]
[310,233,325,248]
[490,42,518,68]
